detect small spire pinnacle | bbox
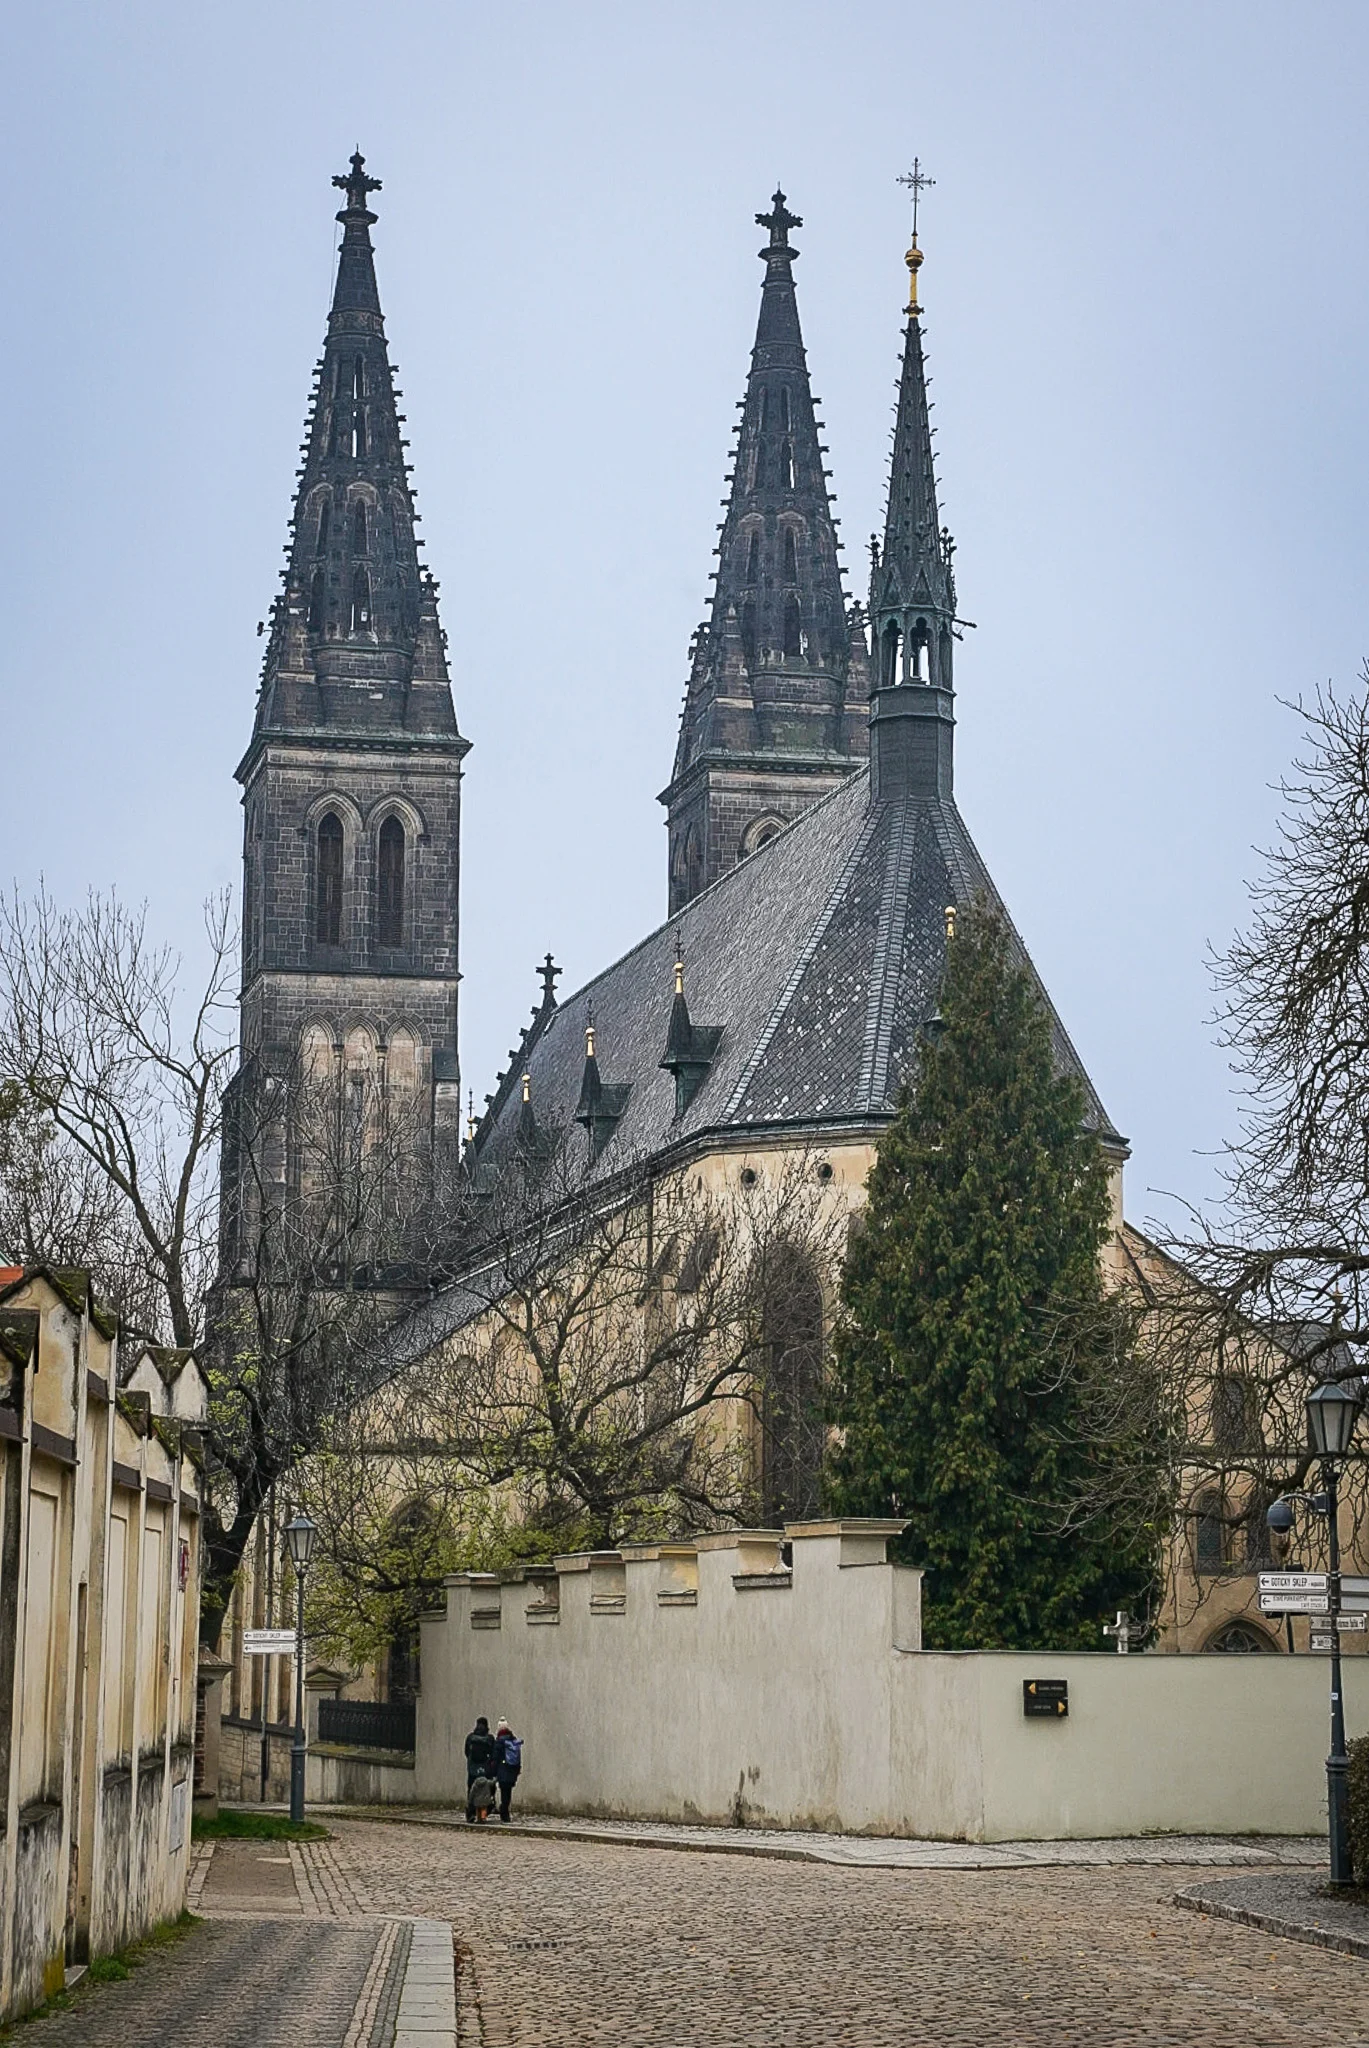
[585,1021,596,1060]
[333,149,382,219]
[896,160,935,317]
[521,1071,531,1104]
[538,953,561,1011]
[944,903,957,941]
[674,935,685,998]
[466,1090,476,1143]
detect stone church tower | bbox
[229,156,467,1212]
[660,192,869,914]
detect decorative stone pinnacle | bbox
[755,186,802,247]
[333,150,381,217]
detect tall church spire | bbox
[228,159,468,1213]
[249,152,459,749]
[661,190,868,914]
[868,168,958,803]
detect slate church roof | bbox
[472,195,1122,1182]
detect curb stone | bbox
[1174,1885,1369,1961]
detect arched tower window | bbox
[780,387,791,431]
[352,501,368,555]
[782,527,798,583]
[783,596,802,659]
[758,388,769,431]
[758,1243,825,1522]
[779,440,793,488]
[881,621,901,689]
[351,410,367,460]
[352,356,366,400]
[377,817,405,947]
[741,600,758,670]
[753,443,768,490]
[308,569,325,633]
[911,617,930,681]
[314,497,331,556]
[316,814,344,947]
[745,531,760,583]
[350,567,371,634]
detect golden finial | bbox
[585,1022,596,1060]
[897,160,935,318]
[521,1072,531,1104]
[944,903,957,941]
[465,1089,476,1143]
[674,957,685,998]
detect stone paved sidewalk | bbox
[24,1837,456,2048]
[323,1802,1327,1872]
[1177,1872,1369,1961]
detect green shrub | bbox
[1349,1735,1369,1884]
[191,1807,329,1843]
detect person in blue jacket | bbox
[492,1717,523,1823]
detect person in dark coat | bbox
[465,1715,497,1822]
[492,1717,523,1823]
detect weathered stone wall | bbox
[0,1274,207,2021]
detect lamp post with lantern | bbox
[1267,1379,1361,1887]
[283,1512,317,1824]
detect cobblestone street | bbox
[23,1821,1369,2046]
[343,1819,1369,2047]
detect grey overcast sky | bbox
[3,1,1368,1224]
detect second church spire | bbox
[661,191,868,914]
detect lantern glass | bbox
[284,1511,318,1572]
[1307,1381,1360,1459]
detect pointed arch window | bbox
[352,356,366,400]
[314,497,331,556]
[758,389,769,432]
[783,596,802,659]
[377,817,405,948]
[351,411,367,459]
[758,1243,825,1522]
[782,527,798,584]
[780,388,791,432]
[753,443,767,490]
[308,568,325,632]
[779,440,794,488]
[316,813,343,946]
[352,500,368,555]
[745,531,760,583]
[350,567,372,634]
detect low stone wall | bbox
[218,1718,418,1810]
[411,1522,1369,1842]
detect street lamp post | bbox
[283,1512,317,1824]
[1306,1381,1360,1888]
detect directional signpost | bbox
[1257,1572,1369,1616]
[1023,1679,1068,1718]
[243,1629,299,1655]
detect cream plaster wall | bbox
[413,1521,1368,1842]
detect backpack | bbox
[501,1734,523,1771]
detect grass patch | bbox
[0,1912,201,2036]
[192,1806,330,1842]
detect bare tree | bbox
[0,886,234,1345]
[1141,680,1369,1625]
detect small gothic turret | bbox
[575,1022,629,1159]
[661,191,868,913]
[869,165,958,805]
[659,951,723,1119]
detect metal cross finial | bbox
[897,159,935,238]
[756,187,803,245]
[333,150,382,213]
[538,952,561,1011]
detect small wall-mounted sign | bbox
[1023,1678,1068,1718]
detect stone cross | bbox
[1103,1610,1139,1654]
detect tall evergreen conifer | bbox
[827,902,1153,1647]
